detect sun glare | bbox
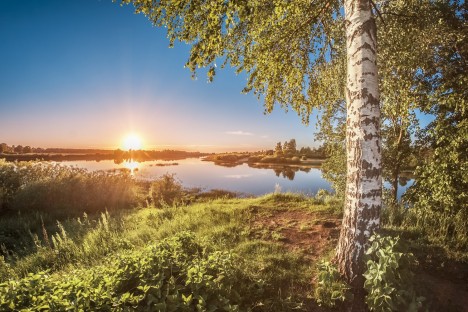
[124,160,139,175]
[122,134,143,151]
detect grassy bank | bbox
[1,160,467,311]
[1,192,343,311]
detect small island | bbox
[203,139,326,168]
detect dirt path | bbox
[250,207,341,261]
[250,206,468,312]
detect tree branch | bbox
[369,0,386,26]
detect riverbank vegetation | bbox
[203,139,326,168]
[0,161,466,311]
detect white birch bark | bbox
[336,0,382,290]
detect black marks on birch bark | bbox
[338,3,382,306]
[351,42,376,57]
[348,19,377,50]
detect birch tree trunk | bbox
[336,0,382,301]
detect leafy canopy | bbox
[121,0,343,123]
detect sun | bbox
[122,133,143,151]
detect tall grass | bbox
[0,189,338,310]
[0,161,251,271]
[0,160,141,216]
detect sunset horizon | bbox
[0,0,319,152]
[0,140,309,154]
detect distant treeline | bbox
[0,143,113,155]
[113,149,209,162]
[0,143,209,162]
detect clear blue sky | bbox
[0,0,318,152]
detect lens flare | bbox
[122,133,143,150]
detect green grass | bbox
[0,192,340,311]
[2,161,466,311]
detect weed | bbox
[314,260,351,308]
[271,231,285,241]
[364,234,425,312]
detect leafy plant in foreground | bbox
[0,231,253,311]
[314,260,351,308]
[0,256,11,281]
[364,234,424,312]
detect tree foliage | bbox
[318,0,466,206]
[274,142,283,157]
[390,0,468,250]
[283,139,297,156]
[405,115,468,250]
[121,0,345,122]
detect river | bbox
[60,157,413,197]
[63,158,331,196]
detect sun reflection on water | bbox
[123,160,139,175]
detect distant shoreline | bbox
[1,153,115,162]
[0,150,210,162]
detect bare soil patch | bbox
[250,206,468,311]
[250,207,341,261]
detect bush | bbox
[214,154,240,162]
[150,173,184,207]
[291,156,300,163]
[404,110,468,252]
[364,234,424,312]
[314,235,424,311]
[260,156,278,163]
[247,155,262,163]
[314,261,351,308]
[0,256,12,281]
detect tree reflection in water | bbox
[271,166,312,180]
[213,162,315,181]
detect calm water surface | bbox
[64,158,331,196]
[63,158,412,197]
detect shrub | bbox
[314,189,330,202]
[0,256,12,281]
[364,234,424,312]
[214,154,240,162]
[404,111,468,252]
[314,260,351,308]
[291,156,300,163]
[313,189,341,212]
[150,173,184,207]
[248,155,262,163]
[314,235,424,311]
[260,156,277,163]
